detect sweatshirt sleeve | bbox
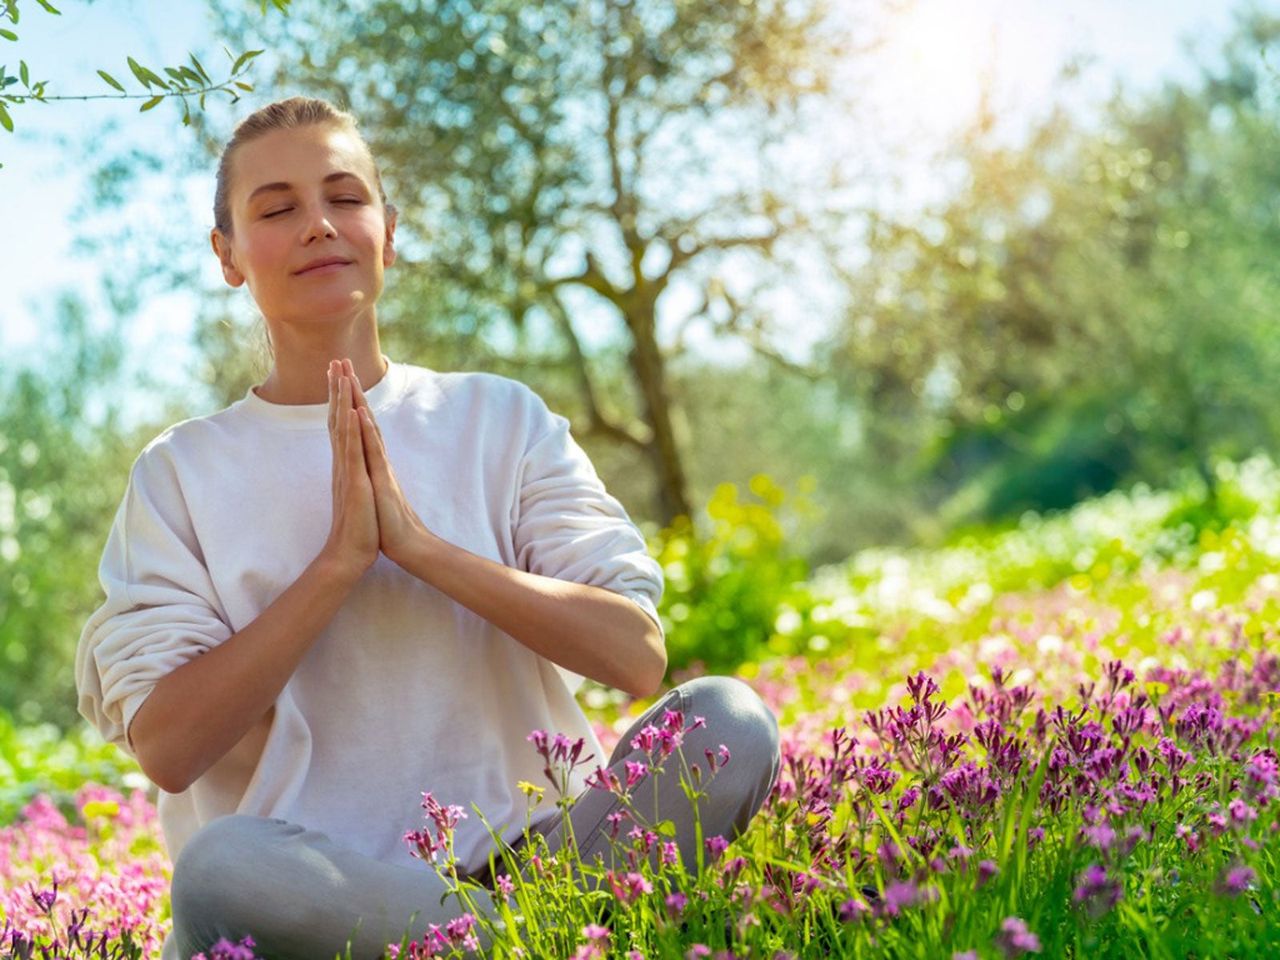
[74,445,232,760]
[510,387,666,678]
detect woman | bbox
[74,96,780,960]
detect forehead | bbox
[233,125,375,205]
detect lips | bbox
[294,257,352,275]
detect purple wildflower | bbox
[1219,865,1257,896]
[1073,864,1123,918]
[995,916,1041,956]
[28,879,57,914]
[977,860,999,888]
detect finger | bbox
[334,384,346,501]
[348,368,386,444]
[349,408,369,467]
[349,365,370,412]
[343,360,368,419]
[338,378,349,487]
[358,407,387,477]
[358,407,380,480]
[327,361,337,433]
[328,363,340,484]
[345,409,360,496]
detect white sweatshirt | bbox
[75,356,665,883]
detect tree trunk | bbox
[625,297,692,527]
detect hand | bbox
[344,359,438,567]
[320,359,381,579]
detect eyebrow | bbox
[246,171,368,204]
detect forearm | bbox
[397,532,666,698]
[127,553,362,794]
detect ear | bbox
[382,204,398,270]
[211,229,246,287]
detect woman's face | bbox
[211,123,396,333]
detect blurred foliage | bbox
[649,474,821,675]
[0,298,134,731]
[0,708,147,825]
[0,295,185,732]
[832,10,1280,531]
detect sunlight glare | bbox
[874,0,999,139]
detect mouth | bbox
[295,260,352,276]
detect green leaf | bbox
[127,56,151,89]
[189,54,210,83]
[35,0,61,13]
[139,66,169,90]
[0,29,17,41]
[5,0,18,26]
[199,91,207,110]
[182,102,191,126]
[19,60,27,86]
[139,95,163,112]
[176,65,202,84]
[234,81,254,92]
[0,102,12,132]
[230,49,263,74]
[164,66,189,85]
[96,69,125,93]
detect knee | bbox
[679,675,780,772]
[171,814,288,923]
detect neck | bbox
[253,323,388,405]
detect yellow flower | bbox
[517,780,545,800]
[82,800,120,820]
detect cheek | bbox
[245,237,290,273]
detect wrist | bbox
[312,548,367,590]
[389,525,444,576]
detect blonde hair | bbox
[212,95,397,238]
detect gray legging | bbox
[169,676,781,960]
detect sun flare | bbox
[873,0,1001,139]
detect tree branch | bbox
[545,293,651,449]
[547,252,622,303]
[712,287,826,382]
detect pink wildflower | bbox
[661,841,680,867]
[625,760,649,787]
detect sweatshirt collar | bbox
[235,355,406,429]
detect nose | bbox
[302,204,338,243]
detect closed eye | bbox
[263,199,364,219]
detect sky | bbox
[0,0,1248,416]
